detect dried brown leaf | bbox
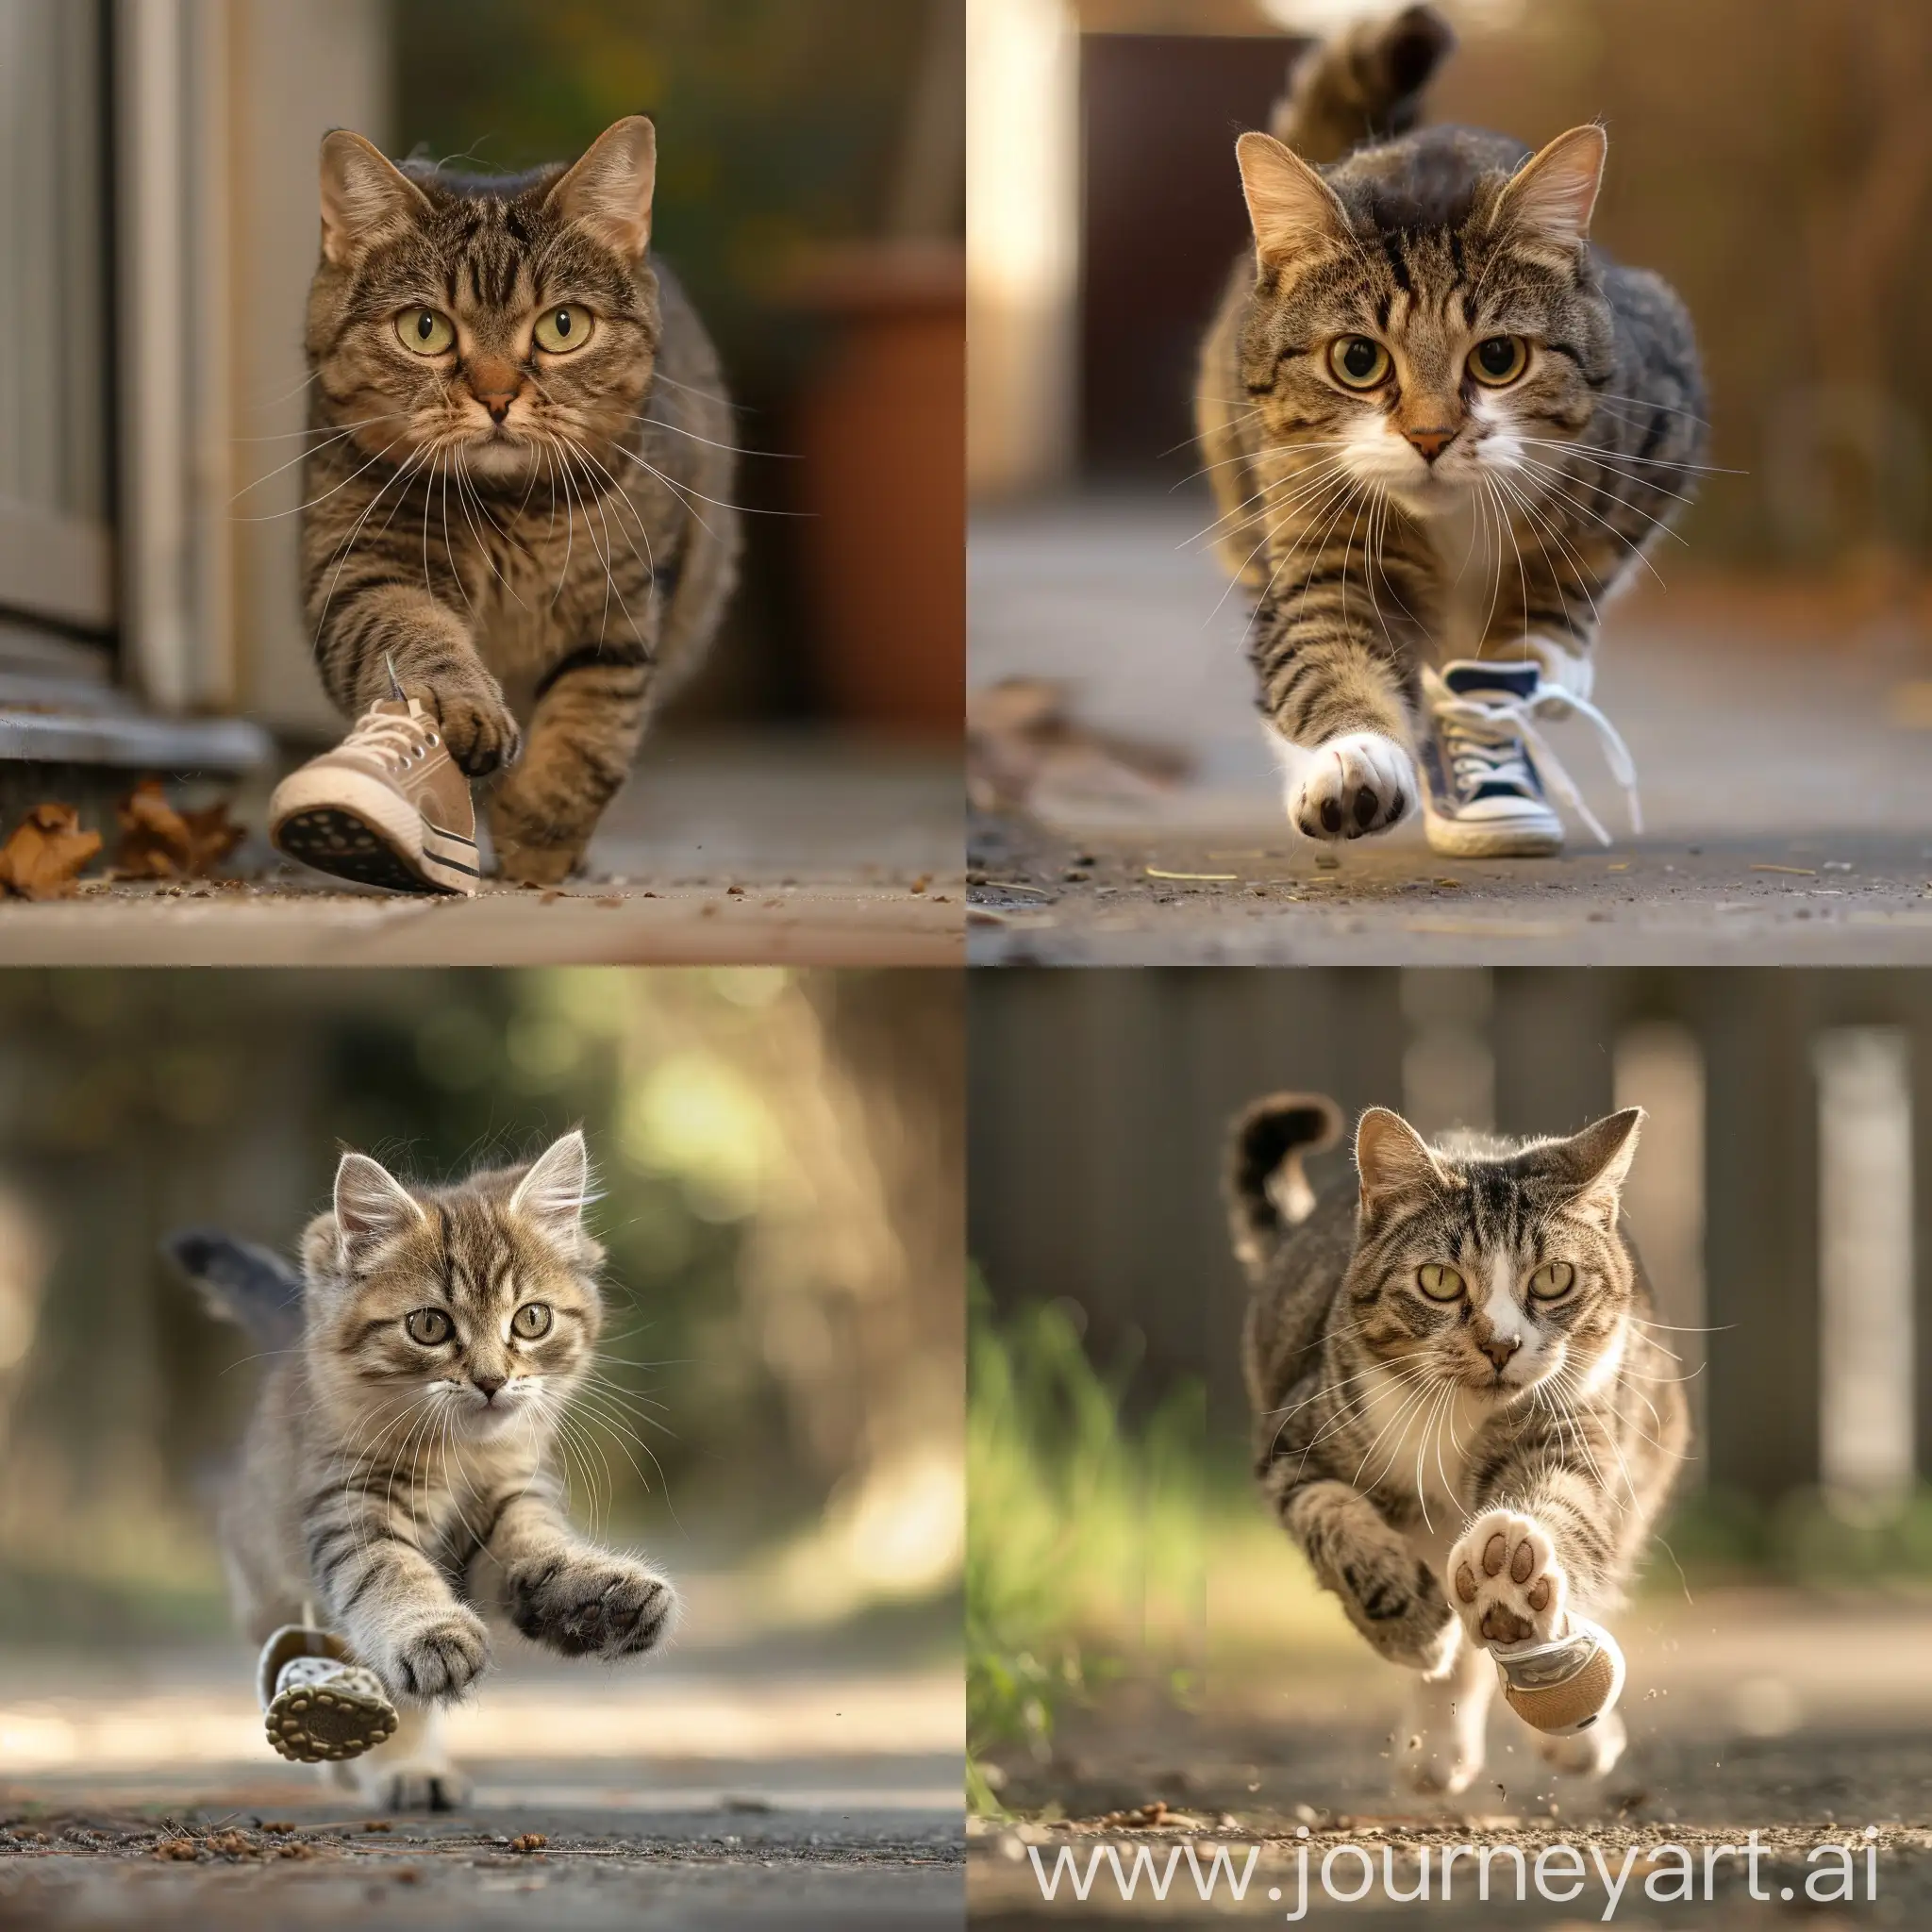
[0,803,103,899]
[114,778,245,880]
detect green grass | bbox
[966,1280,1219,1811]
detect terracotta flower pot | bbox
[787,242,964,737]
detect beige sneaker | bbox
[271,698,480,894]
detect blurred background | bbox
[0,0,960,853]
[0,967,962,1806]
[967,967,1932,1828]
[969,0,1932,847]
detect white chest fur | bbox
[1356,1362,1489,1574]
[1421,498,1504,665]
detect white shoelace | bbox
[1422,665,1642,848]
[342,704,439,774]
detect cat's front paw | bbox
[414,677,521,778]
[491,835,585,888]
[486,794,590,886]
[1335,1545,1457,1673]
[1288,731,1414,841]
[1449,1508,1568,1650]
[381,1607,491,1703]
[509,1554,677,1659]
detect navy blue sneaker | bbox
[1420,659,1640,857]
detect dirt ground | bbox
[969,1588,1932,1926]
[0,735,962,966]
[969,500,1932,967]
[1,1797,961,1929]
[0,1625,964,1927]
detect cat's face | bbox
[301,1133,604,1446]
[1342,1108,1641,1403]
[1233,126,1612,519]
[307,119,660,486]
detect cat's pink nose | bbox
[1405,425,1456,462]
[473,1372,507,1399]
[1478,1334,1521,1371]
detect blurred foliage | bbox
[394,0,940,391]
[966,1278,1208,1813]
[0,968,944,1639]
[1654,1483,1932,1591]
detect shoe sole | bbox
[271,768,479,896]
[1423,806,1564,859]
[265,1680,398,1764]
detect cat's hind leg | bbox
[1394,1628,1492,1797]
[1532,1707,1626,1779]
[352,1703,472,1813]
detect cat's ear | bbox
[1493,125,1606,248]
[546,116,657,262]
[1546,1108,1642,1220]
[1355,1108,1444,1209]
[333,1153,424,1267]
[1235,132,1351,270]
[510,1130,593,1242]
[318,130,429,266]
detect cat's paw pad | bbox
[1288,732,1415,841]
[418,680,521,778]
[369,1764,472,1813]
[385,1607,491,1702]
[510,1556,677,1659]
[1449,1509,1567,1649]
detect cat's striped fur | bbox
[1227,1093,1688,1792]
[302,117,740,884]
[1195,6,1706,839]
[204,1133,674,1811]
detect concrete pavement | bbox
[0,734,963,966]
[970,498,1932,965]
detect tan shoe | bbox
[271,698,480,895]
[257,1624,399,1764]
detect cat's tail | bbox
[1225,1092,1345,1276]
[164,1229,305,1350]
[1269,4,1457,164]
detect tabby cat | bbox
[303,116,740,884]
[1195,6,1705,841]
[1227,1093,1687,1791]
[185,1132,674,1810]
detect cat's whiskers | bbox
[1488,467,1603,629]
[240,430,411,527]
[1511,453,1685,562]
[625,409,798,461]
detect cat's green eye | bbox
[1416,1262,1465,1301]
[1528,1260,1575,1299]
[395,308,456,357]
[1468,335,1528,386]
[404,1307,453,1346]
[1328,335,1391,390]
[510,1302,553,1341]
[533,305,594,354]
